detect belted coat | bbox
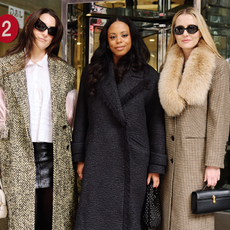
[0,52,77,230]
[71,63,167,230]
[157,39,230,230]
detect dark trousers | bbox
[35,187,53,230]
[33,142,53,230]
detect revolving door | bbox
[62,0,193,89]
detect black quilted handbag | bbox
[142,179,162,229]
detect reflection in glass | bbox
[202,2,230,62]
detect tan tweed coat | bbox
[0,52,76,230]
[157,39,230,230]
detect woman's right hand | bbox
[204,166,220,187]
[77,162,84,180]
[147,173,160,188]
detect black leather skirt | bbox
[33,142,53,189]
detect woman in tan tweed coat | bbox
[158,7,230,230]
[0,8,76,230]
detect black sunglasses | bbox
[173,25,199,35]
[33,18,57,36]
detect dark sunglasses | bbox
[33,18,57,36]
[173,25,199,35]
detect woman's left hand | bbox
[147,173,160,188]
[204,166,220,187]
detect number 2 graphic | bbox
[0,14,19,43]
[2,20,11,37]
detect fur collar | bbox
[159,39,216,117]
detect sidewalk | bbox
[1,213,229,229]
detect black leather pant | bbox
[34,142,53,230]
[33,142,53,189]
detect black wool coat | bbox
[71,62,167,230]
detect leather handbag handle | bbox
[201,183,220,191]
[202,184,207,191]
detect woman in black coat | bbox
[71,16,166,230]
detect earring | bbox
[107,45,110,49]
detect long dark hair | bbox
[87,16,150,96]
[2,8,63,70]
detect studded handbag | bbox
[142,179,162,228]
[191,184,230,214]
[0,179,7,219]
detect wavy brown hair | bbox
[2,8,63,69]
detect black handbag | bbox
[142,180,162,229]
[191,185,230,214]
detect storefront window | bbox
[202,0,230,62]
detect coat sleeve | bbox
[205,58,230,168]
[71,67,88,162]
[146,71,167,174]
[0,59,7,137]
[0,58,5,174]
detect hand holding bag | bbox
[142,179,162,229]
[0,179,7,219]
[191,184,230,214]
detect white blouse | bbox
[25,54,52,143]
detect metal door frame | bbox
[61,0,114,60]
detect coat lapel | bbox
[48,58,59,132]
[9,53,31,139]
[96,62,151,125]
[96,62,127,126]
[118,70,151,106]
[159,39,216,117]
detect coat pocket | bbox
[129,135,148,151]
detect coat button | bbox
[170,158,173,163]
[63,125,67,129]
[171,136,175,141]
[67,145,69,150]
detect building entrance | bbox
[62,0,193,89]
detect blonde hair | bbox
[161,7,223,71]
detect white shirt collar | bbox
[26,54,48,68]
